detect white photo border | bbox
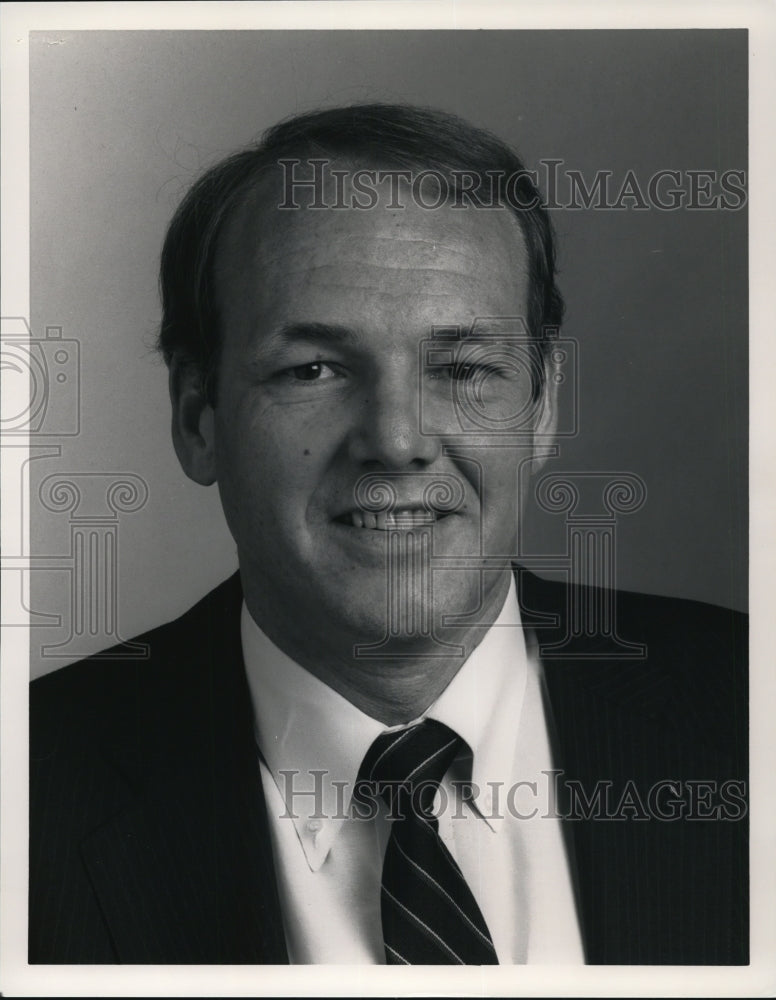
[2,2,774,996]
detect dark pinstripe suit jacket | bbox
[29,569,748,964]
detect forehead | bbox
[212,166,530,339]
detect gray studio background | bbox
[29,30,747,679]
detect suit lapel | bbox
[81,747,288,963]
[81,573,289,964]
[519,568,744,964]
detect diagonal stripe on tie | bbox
[382,886,467,963]
[392,838,496,949]
[359,719,499,965]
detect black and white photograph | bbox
[1,2,773,996]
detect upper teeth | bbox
[350,509,438,530]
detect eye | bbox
[426,362,510,382]
[285,361,339,382]
[454,362,507,380]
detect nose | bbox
[348,373,441,469]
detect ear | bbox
[528,355,560,474]
[169,356,217,486]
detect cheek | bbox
[214,399,344,514]
[478,456,520,499]
[478,459,521,531]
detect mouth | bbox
[333,508,453,530]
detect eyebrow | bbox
[259,320,532,356]
[268,321,364,348]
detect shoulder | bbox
[27,571,259,964]
[518,569,747,764]
[30,571,243,760]
[519,567,746,661]
[615,584,746,650]
[604,586,747,756]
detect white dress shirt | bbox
[241,576,585,964]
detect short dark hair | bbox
[158,103,564,402]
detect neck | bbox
[243,572,513,726]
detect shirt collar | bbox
[426,575,528,827]
[241,575,528,871]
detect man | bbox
[29,104,747,965]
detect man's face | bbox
[205,174,548,655]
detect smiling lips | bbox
[343,509,445,530]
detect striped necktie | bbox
[359,719,499,965]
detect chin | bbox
[318,569,485,650]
